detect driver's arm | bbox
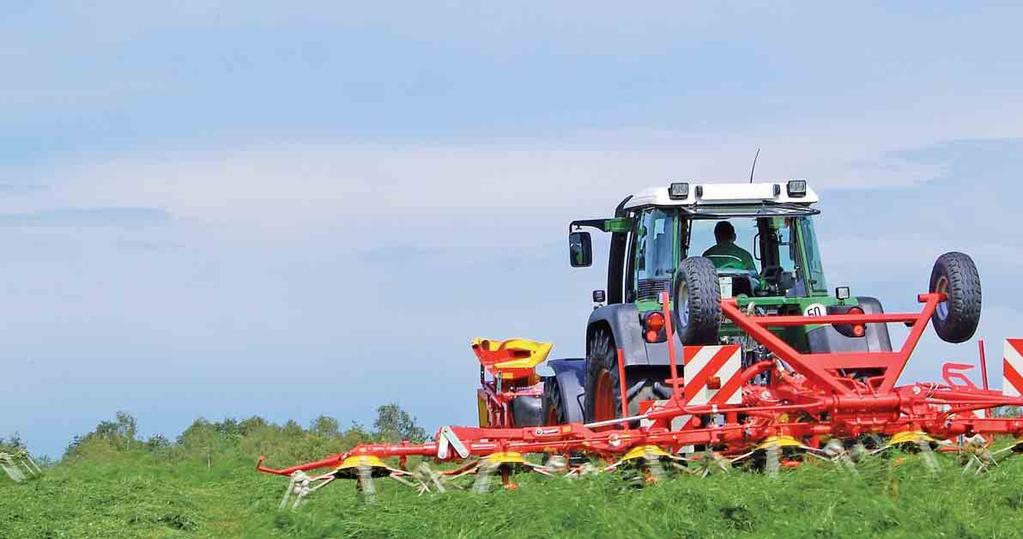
[740,248,757,272]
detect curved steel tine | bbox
[541,455,569,474]
[823,439,858,473]
[280,471,309,510]
[357,464,377,504]
[472,460,497,494]
[916,440,940,474]
[415,462,447,494]
[642,448,666,483]
[765,445,781,478]
[850,442,868,463]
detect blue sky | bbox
[1,2,1021,457]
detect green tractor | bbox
[540,180,982,425]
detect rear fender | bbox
[546,358,587,423]
[587,304,649,367]
[806,296,894,353]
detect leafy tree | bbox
[372,403,427,443]
[65,411,140,457]
[310,416,340,438]
[238,416,269,436]
[992,406,1022,418]
[0,433,26,453]
[145,434,171,452]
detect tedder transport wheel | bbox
[929,252,982,343]
[542,376,566,425]
[583,329,665,423]
[672,256,722,345]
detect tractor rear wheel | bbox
[583,329,666,423]
[929,252,982,343]
[672,257,722,345]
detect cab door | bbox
[627,208,679,303]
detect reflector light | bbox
[707,376,722,390]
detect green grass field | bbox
[4,415,1023,538]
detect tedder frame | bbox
[258,290,1023,498]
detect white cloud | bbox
[37,127,974,247]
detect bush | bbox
[57,403,427,471]
[373,403,427,443]
[0,434,26,453]
[64,411,139,459]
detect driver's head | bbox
[714,221,736,244]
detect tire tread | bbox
[929,251,982,343]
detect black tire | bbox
[672,257,722,345]
[509,396,543,427]
[929,252,982,344]
[583,329,668,423]
[542,377,566,426]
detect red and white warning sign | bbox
[683,344,743,406]
[1004,339,1023,397]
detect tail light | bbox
[848,306,866,338]
[644,312,666,343]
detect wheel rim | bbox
[593,369,617,421]
[677,282,690,327]
[935,276,950,320]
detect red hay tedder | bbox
[257,180,1023,505]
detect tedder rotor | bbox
[1,449,41,483]
[257,180,1023,504]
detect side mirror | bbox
[569,231,593,267]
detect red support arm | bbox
[720,293,944,395]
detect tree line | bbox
[61,403,427,467]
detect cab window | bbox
[632,208,677,301]
[686,218,760,272]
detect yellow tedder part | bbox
[756,435,804,450]
[484,452,527,466]
[889,430,936,446]
[621,445,672,462]
[471,337,553,382]
[477,389,491,427]
[334,455,395,478]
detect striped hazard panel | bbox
[1004,339,1023,397]
[683,344,743,406]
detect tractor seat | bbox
[471,337,553,381]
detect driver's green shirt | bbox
[702,242,757,271]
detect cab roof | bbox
[622,181,819,210]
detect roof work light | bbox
[668,182,690,200]
[786,179,807,198]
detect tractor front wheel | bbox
[929,252,982,343]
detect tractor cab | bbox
[621,192,827,305]
[570,180,837,316]
[564,180,893,422]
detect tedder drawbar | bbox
[257,180,1023,505]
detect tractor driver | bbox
[702,221,757,272]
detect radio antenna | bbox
[749,147,761,184]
